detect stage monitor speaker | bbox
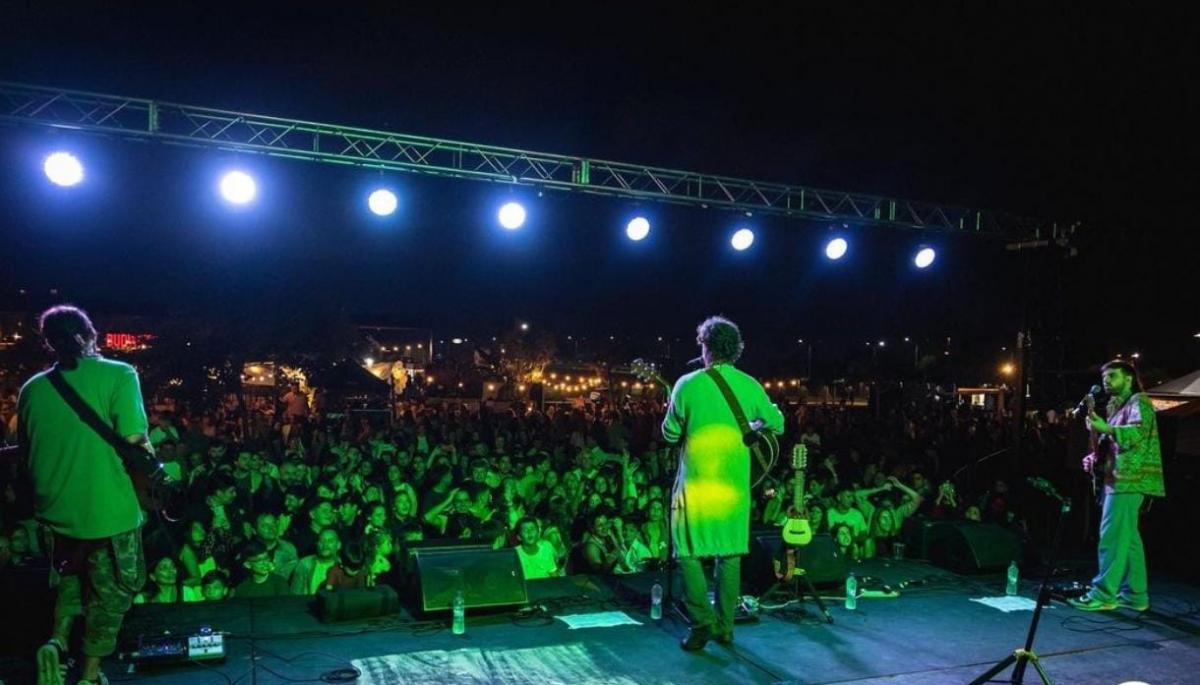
[928,522,1020,574]
[747,530,849,592]
[413,545,527,612]
[317,585,401,623]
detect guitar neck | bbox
[793,469,805,512]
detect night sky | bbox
[1,4,1196,377]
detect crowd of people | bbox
[1,380,1054,604]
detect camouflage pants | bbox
[47,527,146,658]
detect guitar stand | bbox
[760,568,834,624]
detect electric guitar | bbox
[780,444,813,546]
[631,358,779,489]
[0,442,182,521]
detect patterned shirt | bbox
[1099,392,1165,497]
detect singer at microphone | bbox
[1070,385,1103,418]
[1069,359,1165,613]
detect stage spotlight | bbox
[825,237,848,260]
[626,216,650,241]
[498,201,526,230]
[914,247,936,269]
[219,170,257,205]
[44,152,84,187]
[368,189,398,216]
[731,228,755,251]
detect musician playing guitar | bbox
[1070,359,1165,613]
[661,316,784,652]
[17,306,159,685]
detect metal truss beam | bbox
[0,82,1061,238]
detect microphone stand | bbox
[969,481,1071,685]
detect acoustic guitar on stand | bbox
[774,444,813,581]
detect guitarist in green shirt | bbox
[17,306,155,685]
[662,316,785,652]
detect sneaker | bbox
[36,639,67,685]
[1116,596,1150,612]
[680,625,712,652]
[1068,594,1117,612]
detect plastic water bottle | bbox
[1006,561,1019,596]
[844,573,857,611]
[650,582,663,620]
[452,590,466,635]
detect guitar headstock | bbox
[630,358,668,392]
[792,444,807,470]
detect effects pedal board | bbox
[123,626,226,665]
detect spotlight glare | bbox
[219,170,257,205]
[626,216,651,241]
[914,247,936,269]
[825,237,848,260]
[44,152,84,187]
[368,189,398,216]
[498,201,526,230]
[731,228,755,251]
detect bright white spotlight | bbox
[498,201,526,230]
[914,247,936,269]
[626,217,650,241]
[368,189,398,216]
[44,152,84,187]
[825,237,848,260]
[219,170,257,205]
[731,228,755,251]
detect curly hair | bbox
[696,315,744,364]
[38,304,97,359]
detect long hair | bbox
[696,315,744,364]
[38,304,97,365]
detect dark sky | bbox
[1,3,1197,375]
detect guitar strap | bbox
[705,367,770,474]
[45,366,162,480]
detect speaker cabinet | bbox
[413,545,528,612]
[928,522,1020,574]
[747,530,849,592]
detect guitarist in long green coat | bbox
[663,316,784,651]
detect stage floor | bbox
[8,559,1199,685]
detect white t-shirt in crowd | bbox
[517,540,560,580]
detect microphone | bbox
[1071,385,1102,417]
